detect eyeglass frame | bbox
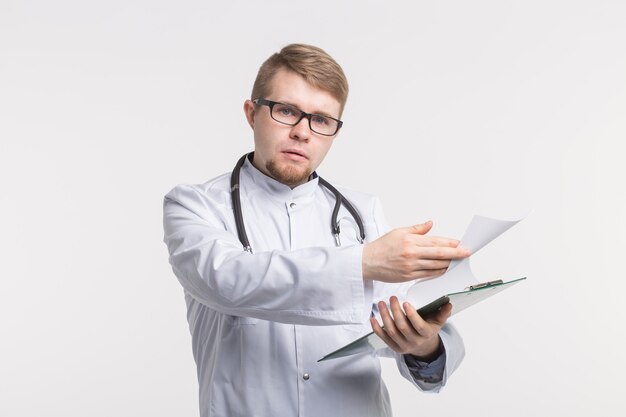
[253,98,344,136]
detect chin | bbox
[267,160,311,186]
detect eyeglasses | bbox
[253,98,343,136]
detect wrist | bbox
[408,336,444,363]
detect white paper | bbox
[406,214,527,308]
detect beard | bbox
[266,159,312,187]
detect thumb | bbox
[408,220,433,235]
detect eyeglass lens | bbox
[270,103,339,136]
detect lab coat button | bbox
[303,373,310,381]
[289,202,296,209]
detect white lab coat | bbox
[163,157,465,417]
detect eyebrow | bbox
[278,100,337,119]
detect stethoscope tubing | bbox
[230,153,365,253]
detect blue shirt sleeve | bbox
[403,342,446,384]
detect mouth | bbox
[282,149,308,161]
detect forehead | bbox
[266,69,341,117]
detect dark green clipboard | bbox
[318,277,526,362]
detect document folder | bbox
[318,277,527,362]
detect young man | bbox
[163,44,470,417]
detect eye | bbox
[311,114,330,126]
[275,104,298,117]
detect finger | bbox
[411,268,448,279]
[403,302,433,337]
[413,259,451,271]
[411,235,460,248]
[430,302,452,326]
[377,300,405,344]
[389,296,418,340]
[370,316,402,352]
[411,246,471,260]
[407,221,433,235]
[407,301,451,332]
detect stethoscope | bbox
[230,153,365,253]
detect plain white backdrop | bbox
[1,1,625,416]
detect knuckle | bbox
[432,269,445,277]
[385,328,397,338]
[420,329,433,339]
[432,261,444,270]
[396,323,410,333]
[400,250,412,264]
[400,255,411,267]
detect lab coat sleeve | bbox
[163,184,371,326]
[368,197,465,392]
[391,323,465,392]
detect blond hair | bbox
[251,44,349,115]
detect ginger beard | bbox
[266,158,312,187]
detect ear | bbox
[243,100,255,129]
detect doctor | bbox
[163,44,470,417]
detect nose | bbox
[289,116,311,142]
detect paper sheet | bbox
[406,214,526,308]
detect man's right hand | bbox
[361,221,470,283]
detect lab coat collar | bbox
[242,154,320,205]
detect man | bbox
[163,44,470,417]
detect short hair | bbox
[251,44,349,115]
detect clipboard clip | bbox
[465,279,504,291]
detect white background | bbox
[1,1,625,416]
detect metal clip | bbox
[334,233,341,247]
[466,279,503,291]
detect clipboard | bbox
[318,277,526,362]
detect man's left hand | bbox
[370,296,451,360]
